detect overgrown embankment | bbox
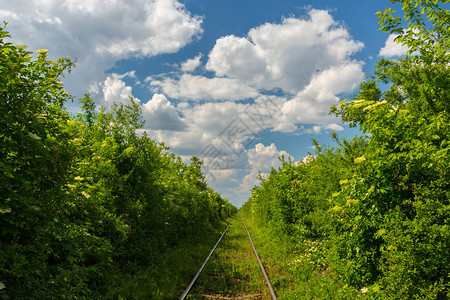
[188,216,271,299]
[241,1,450,298]
[0,25,236,299]
[108,218,235,299]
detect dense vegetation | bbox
[188,217,272,298]
[0,22,236,299]
[242,0,449,298]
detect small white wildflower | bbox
[361,287,368,293]
[0,282,5,289]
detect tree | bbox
[1,23,237,298]
[0,22,99,297]
[330,0,449,297]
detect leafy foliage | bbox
[0,23,236,299]
[243,1,449,298]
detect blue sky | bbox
[1,0,409,207]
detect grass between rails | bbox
[107,213,365,299]
[241,216,368,299]
[188,216,271,299]
[106,218,233,299]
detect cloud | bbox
[148,129,204,154]
[142,94,187,131]
[301,154,316,164]
[206,9,364,93]
[144,96,282,155]
[195,141,292,206]
[1,3,367,208]
[206,35,267,85]
[379,34,409,57]
[89,75,186,131]
[186,102,242,135]
[88,71,143,108]
[103,75,134,105]
[325,123,344,131]
[303,123,344,134]
[275,62,364,132]
[0,9,19,20]
[150,74,259,101]
[248,143,291,173]
[181,54,203,72]
[89,72,140,105]
[200,9,364,134]
[92,0,203,57]
[297,63,363,103]
[240,143,292,191]
[0,0,203,98]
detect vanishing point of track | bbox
[179,215,277,300]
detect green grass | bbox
[107,214,368,299]
[241,216,368,299]
[106,219,233,299]
[188,216,271,299]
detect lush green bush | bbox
[0,23,236,299]
[243,1,449,298]
[329,1,450,296]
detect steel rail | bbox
[241,215,277,300]
[179,219,233,300]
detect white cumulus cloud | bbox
[240,143,292,191]
[101,73,138,105]
[89,75,186,131]
[303,123,344,134]
[144,96,279,155]
[181,54,203,72]
[142,94,187,131]
[0,0,203,99]
[379,34,409,57]
[151,74,259,101]
[275,62,364,132]
[206,9,364,94]
[88,71,140,106]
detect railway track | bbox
[180,215,277,300]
